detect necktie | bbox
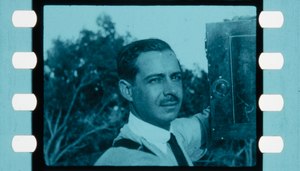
[168,133,188,166]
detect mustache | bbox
[159,94,180,105]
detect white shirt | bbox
[95,112,208,165]
[127,112,171,154]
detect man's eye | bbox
[149,78,161,84]
[172,74,182,81]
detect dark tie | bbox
[168,133,188,166]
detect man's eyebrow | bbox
[143,71,182,81]
[143,73,164,81]
[171,71,182,76]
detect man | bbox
[95,38,209,166]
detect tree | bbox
[180,66,210,117]
[44,14,131,166]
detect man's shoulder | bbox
[94,146,159,166]
[172,116,200,132]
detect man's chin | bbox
[162,111,179,121]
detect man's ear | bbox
[119,79,133,102]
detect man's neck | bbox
[128,112,170,139]
[130,106,171,131]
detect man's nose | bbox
[163,79,177,96]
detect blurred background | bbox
[43,6,256,166]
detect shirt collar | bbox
[128,112,171,144]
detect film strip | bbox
[1,0,298,170]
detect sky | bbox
[44,5,256,72]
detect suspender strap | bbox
[168,133,189,166]
[113,138,156,156]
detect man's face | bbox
[130,50,183,130]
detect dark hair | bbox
[117,38,174,82]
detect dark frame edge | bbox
[32,0,263,171]
[32,0,45,171]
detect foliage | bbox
[180,66,210,117]
[44,14,131,166]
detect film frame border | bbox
[32,0,263,171]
